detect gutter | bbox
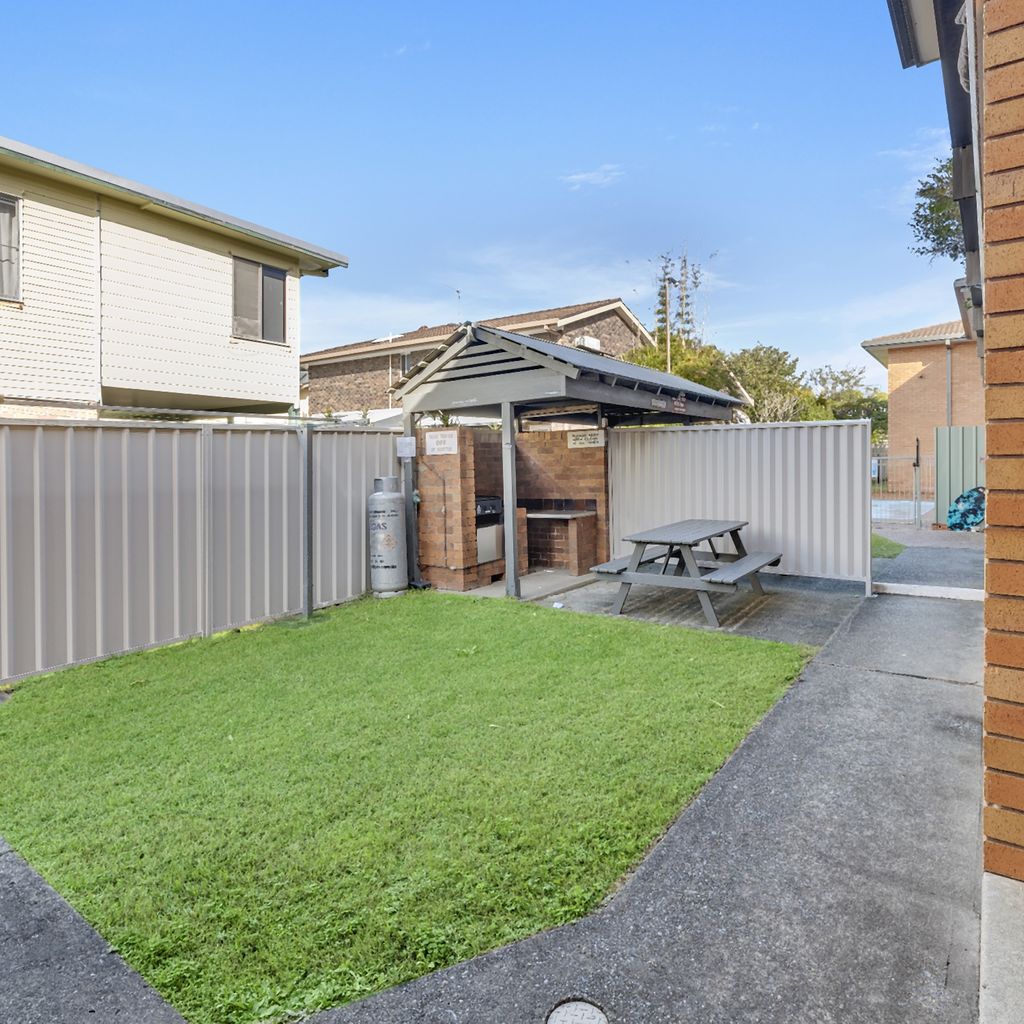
[0,135,348,272]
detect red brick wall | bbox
[411,426,610,588]
[414,427,528,591]
[515,430,610,565]
[983,0,1024,883]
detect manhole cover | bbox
[546,1000,608,1024]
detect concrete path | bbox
[873,526,985,590]
[0,839,186,1024]
[310,594,983,1024]
[537,573,864,647]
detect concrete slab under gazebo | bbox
[390,322,745,598]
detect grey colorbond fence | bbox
[608,420,872,590]
[0,420,397,684]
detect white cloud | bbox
[393,41,431,56]
[451,243,656,309]
[559,164,625,190]
[708,271,959,391]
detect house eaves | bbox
[0,135,348,275]
[886,0,941,67]
[861,324,969,368]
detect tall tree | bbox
[726,344,807,422]
[909,155,964,263]
[652,253,676,359]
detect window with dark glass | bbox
[0,195,20,301]
[232,257,286,342]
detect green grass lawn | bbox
[0,593,809,1024]
[871,532,906,558]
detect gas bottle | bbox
[368,475,408,596]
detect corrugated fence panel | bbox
[0,422,205,682]
[312,429,399,608]
[608,421,871,584]
[935,425,986,524]
[206,426,306,633]
[0,420,395,684]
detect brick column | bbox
[982,0,1024,882]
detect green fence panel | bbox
[935,425,986,525]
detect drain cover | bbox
[546,1000,608,1024]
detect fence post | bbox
[303,424,315,618]
[202,424,214,636]
[913,437,922,528]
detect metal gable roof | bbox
[393,323,743,414]
[0,135,348,271]
[480,326,743,406]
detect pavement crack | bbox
[812,660,981,688]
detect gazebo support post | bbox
[501,401,521,598]
[402,410,424,587]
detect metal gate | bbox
[871,445,937,527]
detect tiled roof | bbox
[862,320,966,347]
[301,299,624,362]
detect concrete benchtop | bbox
[525,511,597,520]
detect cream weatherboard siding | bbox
[0,166,100,406]
[98,199,300,407]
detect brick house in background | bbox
[300,298,653,414]
[862,319,984,458]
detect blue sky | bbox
[6,1,958,388]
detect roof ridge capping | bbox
[0,135,347,271]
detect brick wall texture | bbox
[983,0,1024,883]
[515,431,610,567]
[306,310,647,414]
[307,353,403,415]
[887,341,985,459]
[413,426,608,590]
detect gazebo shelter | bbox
[391,322,745,598]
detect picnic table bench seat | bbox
[590,545,672,575]
[702,551,782,584]
[594,518,783,628]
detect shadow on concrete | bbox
[536,572,864,647]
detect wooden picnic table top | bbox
[622,519,749,547]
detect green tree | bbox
[629,337,738,396]
[909,155,964,263]
[652,252,675,354]
[726,344,807,422]
[806,365,888,441]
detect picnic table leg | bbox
[730,529,765,595]
[678,545,720,628]
[611,543,645,615]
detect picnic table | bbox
[591,519,781,627]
